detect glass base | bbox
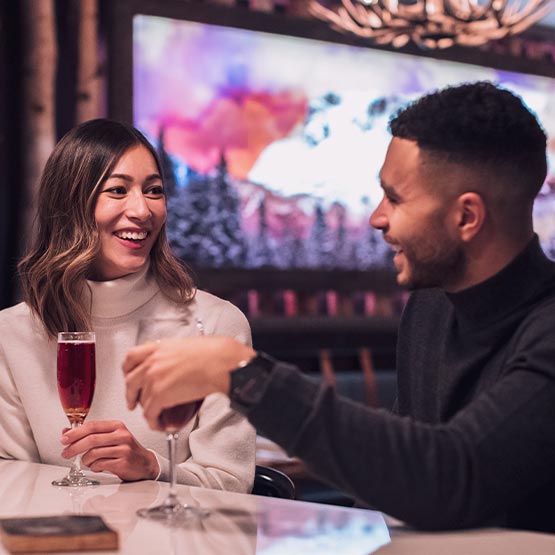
[137,501,209,524]
[52,471,99,487]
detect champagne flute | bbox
[135,317,207,524]
[52,331,99,487]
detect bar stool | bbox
[252,465,296,499]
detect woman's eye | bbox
[146,185,165,197]
[105,186,127,195]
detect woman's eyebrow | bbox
[107,173,132,182]
[107,173,161,182]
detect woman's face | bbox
[90,145,167,281]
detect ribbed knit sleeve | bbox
[245,359,555,530]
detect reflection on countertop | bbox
[0,460,390,555]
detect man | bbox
[123,82,555,532]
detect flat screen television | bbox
[107,1,555,293]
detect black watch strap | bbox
[229,351,277,412]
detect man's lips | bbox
[386,241,404,268]
[385,238,403,255]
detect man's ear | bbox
[454,192,486,242]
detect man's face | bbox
[370,137,466,290]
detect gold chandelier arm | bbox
[503,0,551,24]
[443,0,495,21]
[309,0,555,48]
[508,2,554,31]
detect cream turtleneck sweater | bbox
[0,267,255,493]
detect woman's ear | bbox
[454,192,486,242]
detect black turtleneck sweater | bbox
[245,236,555,532]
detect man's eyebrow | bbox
[380,180,399,198]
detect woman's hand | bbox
[60,420,159,481]
[122,336,255,430]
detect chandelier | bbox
[309,0,554,49]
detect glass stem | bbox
[69,421,83,477]
[165,432,178,506]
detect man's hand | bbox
[60,420,159,481]
[122,336,255,430]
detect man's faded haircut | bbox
[389,81,547,203]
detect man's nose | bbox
[369,203,387,230]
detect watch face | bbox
[230,353,276,411]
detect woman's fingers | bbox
[61,421,123,458]
[81,445,126,467]
[60,420,159,481]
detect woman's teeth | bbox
[115,231,148,241]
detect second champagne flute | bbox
[135,317,207,523]
[52,331,98,487]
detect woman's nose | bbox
[126,192,151,220]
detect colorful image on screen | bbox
[133,15,555,270]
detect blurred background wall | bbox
[0,0,104,308]
[0,0,553,310]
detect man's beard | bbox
[402,234,466,291]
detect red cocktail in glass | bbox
[52,331,99,487]
[135,318,207,523]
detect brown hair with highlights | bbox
[18,119,195,337]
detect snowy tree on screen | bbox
[166,153,247,267]
[280,227,307,269]
[331,205,354,269]
[354,226,390,269]
[166,175,212,264]
[248,197,275,267]
[211,154,248,266]
[156,127,176,197]
[306,203,334,268]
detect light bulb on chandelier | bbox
[309,0,554,49]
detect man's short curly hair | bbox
[389,81,547,203]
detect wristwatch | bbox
[229,351,277,412]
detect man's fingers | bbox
[142,394,165,432]
[124,358,152,410]
[122,341,159,375]
[123,342,161,410]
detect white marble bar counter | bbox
[0,461,552,554]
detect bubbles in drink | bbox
[57,340,96,424]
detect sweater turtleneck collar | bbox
[85,263,159,319]
[445,235,555,330]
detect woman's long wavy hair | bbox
[18,119,195,338]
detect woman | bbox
[0,119,255,492]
